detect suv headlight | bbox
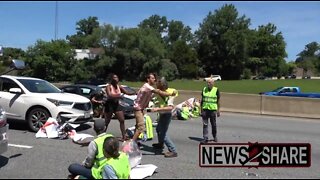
[47,98,73,106]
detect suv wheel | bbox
[27,108,50,132]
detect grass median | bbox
[122,79,320,94]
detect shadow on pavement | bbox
[0,153,22,168]
[0,155,9,168]
[188,136,204,142]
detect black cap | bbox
[94,119,105,132]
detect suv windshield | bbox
[17,79,61,93]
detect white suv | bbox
[0,75,93,132]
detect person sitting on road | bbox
[95,136,131,179]
[68,119,110,179]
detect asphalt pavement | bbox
[0,112,319,178]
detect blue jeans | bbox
[201,110,217,140]
[156,112,177,153]
[68,163,93,179]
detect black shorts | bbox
[104,100,123,113]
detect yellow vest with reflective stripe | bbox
[202,87,218,110]
[139,115,153,140]
[91,134,113,179]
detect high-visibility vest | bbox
[191,106,200,117]
[202,87,218,110]
[91,134,113,179]
[94,152,130,179]
[138,114,154,140]
[158,88,178,108]
[180,106,190,120]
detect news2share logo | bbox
[199,143,311,168]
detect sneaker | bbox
[213,137,218,142]
[152,143,164,149]
[164,151,178,158]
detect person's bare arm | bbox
[152,89,175,97]
[151,105,174,113]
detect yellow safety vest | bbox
[181,106,190,120]
[91,134,113,179]
[202,87,218,110]
[139,114,154,140]
[157,88,178,108]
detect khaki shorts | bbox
[134,110,145,132]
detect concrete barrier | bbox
[174,90,320,119]
[53,83,320,119]
[262,95,320,118]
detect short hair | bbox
[94,119,105,133]
[145,73,157,82]
[103,136,120,158]
[159,77,168,89]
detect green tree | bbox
[165,20,193,45]
[138,15,168,38]
[296,42,320,75]
[0,47,26,73]
[66,16,100,48]
[247,23,287,77]
[114,28,166,80]
[24,40,76,82]
[169,40,199,78]
[195,4,251,79]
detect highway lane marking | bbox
[8,144,33,149]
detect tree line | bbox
[0,4,319,82]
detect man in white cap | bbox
[200,78,220,143]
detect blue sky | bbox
[0,1,319,61]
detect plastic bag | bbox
[120,140,142,169]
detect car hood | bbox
[123,94,137,101]
[35,92,90,103]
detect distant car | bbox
[61,84,135,118]
[253,76,266,80]
[0,106,8,154]
[204,75,222,81]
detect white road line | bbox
[8,144,33,149]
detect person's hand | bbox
[171,90,177,96]
[151,108,158,112]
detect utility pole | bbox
[55,1,58,40]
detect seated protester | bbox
[191,101,201,118]
[68,119,109,179]
[97,136,131,179]
[176,103,190,120]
